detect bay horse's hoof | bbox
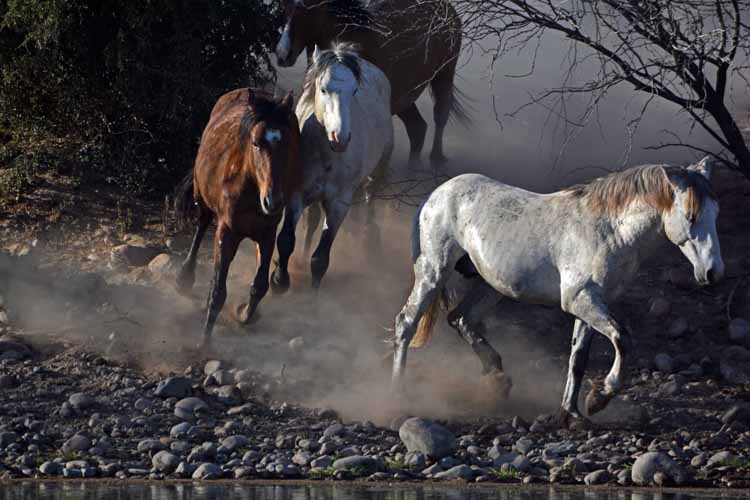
[233,302,261,326]
[478,369,513,402]
[558,408,594,431]
[585,382,615,416]
[270,268,290,295]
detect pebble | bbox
[152,450,180,473]
[62,434,91,454]
[174,397,208,421]
[155,377,192,398]
[631,452,686,485]
[192,462,222,480]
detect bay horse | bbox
[175,88,301,347]
[275,0,468,166]
[392,158,723,428]
[270,43,394,291]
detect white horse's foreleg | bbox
[560,319,594,427]
[392,256,449,390]
[564,288,631,415]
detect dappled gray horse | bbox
[393,158,723,428]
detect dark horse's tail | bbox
[174,168,195,229]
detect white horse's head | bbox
[663,157,724,286]
[306,43,361,153]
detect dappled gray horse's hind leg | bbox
[446,278,512,399]
[559,319,594,428]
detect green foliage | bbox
[491,467,521,481]
[0,0,282,201]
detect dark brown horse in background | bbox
[275,0,468,166]
[175,88,301,347]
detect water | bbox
[1,483,747,500]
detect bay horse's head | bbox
[276,0,371,68]
[242,90,299,215]
[301,43,362,152]
[662,157,724,286]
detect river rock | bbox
[110,244,162,268]
[221,435,249,453]
[174,397,208,421]
[155,377,192,398]
[204,360,224,376]
[39,461,64,476]
[310,455,334,468]
[667,317,689,339]
[0,431,18,448]
[0,374,18,389]
[399,418,456,459]
[631,452,687,485]
[707,450,734,468]
[584,469,611,485]
[648,298,671,318]
[434,464,474,480]
[137,438,167,453]
[152,451,180,474]
[332,455,378,475]
[192,462,222,480]
[62,434,91,454]
[591,399,648,429]
[148,254,174,278]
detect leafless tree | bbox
[452,0,750,178]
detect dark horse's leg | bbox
[311,196,350,288]
[271,195,304,294]
[429,59,460,166]
[201,223,240,347]
[446,278,512,400]
[176,208,210,293]
[235,226,276,323]
[397,103,427,167]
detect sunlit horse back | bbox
[174,88,301,347]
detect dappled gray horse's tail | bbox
[409,200,439,349]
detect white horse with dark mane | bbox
[270,42,394,291]
[393,158,723,428]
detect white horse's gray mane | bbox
[299,42,363,110]
[565,164,716,218]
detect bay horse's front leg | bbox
[559,319,594,429]
[271,195,303,294]
[310,197,350,288]
[235,227,276,324]
[564,288,632,416]
[202,224,240,348]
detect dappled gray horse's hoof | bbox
[585,382,615,415]
[478,369,513,404]
[270,267,291,295]
[558,408,594,431]
[232,302,261,326]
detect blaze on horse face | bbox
[277,0,321,67]
[248,91,295,215]
[663,158,724,286]
[312,45,359,153]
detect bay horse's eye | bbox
[252,139,261,148]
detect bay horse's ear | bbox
[281,91,294,113]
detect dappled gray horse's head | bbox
[661,158,723,285]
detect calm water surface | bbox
[0,483,747,500]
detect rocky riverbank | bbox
[1,170,750,488]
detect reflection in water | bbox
[0,484,743,500]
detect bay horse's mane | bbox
[238,90,291,152]
[299,42,363,112]
[566,164,716,218]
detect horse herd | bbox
[174,0,726,428]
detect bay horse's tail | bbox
[408,199,440,349]
[448,83,474,128]
[174,168,195,229]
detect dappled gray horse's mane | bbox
[565,164,716,218]
[300,42,363,110]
